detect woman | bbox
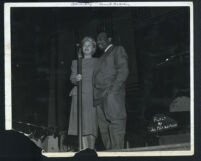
[68,37,98,150]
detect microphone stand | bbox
[77,44,83,151]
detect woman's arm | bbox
[70,60,77,85]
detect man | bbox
[93,32,129,150]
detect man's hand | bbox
[75,74,82,81]
[105,86,113,97]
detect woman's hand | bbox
[75,74,82,81]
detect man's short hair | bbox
[97,31,112,39]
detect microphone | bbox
[76,43,82,59]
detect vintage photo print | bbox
[4,2,194,157]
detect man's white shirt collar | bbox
[104,44,113,53]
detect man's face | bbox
[97,33,110,51]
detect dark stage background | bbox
[10,7,190,149]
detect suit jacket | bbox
[93,45,129,120]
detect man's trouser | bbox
[96,105,126,150]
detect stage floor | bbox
[105,143,190,152]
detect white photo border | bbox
[4,1,194,157]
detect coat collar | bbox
[104,44,113,53]
[104,44,114,55]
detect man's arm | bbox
[110,46,129,92]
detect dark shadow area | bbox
[72,149,98,161]
[0,130,43,161]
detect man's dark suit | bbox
[93,45,129,149]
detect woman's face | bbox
[82,40,95,56]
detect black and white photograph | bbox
[4,2,194,157]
